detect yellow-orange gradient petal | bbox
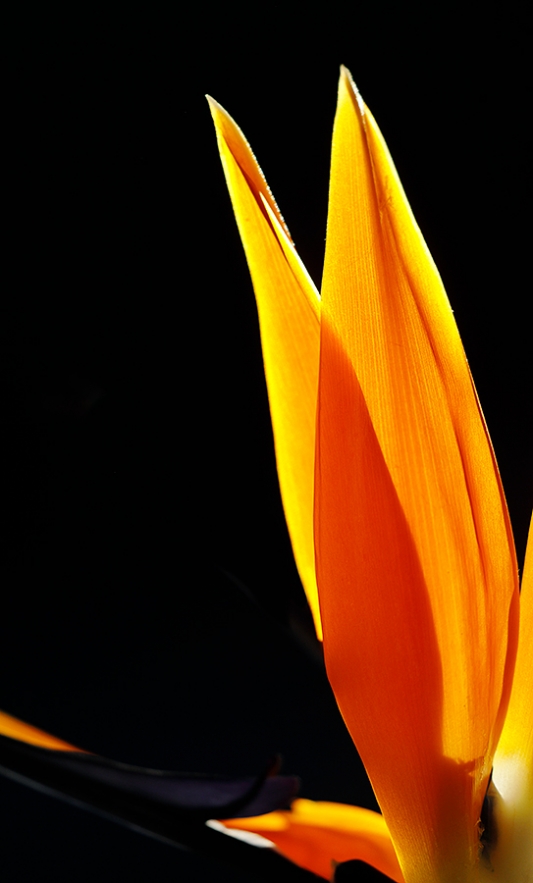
[221,798,403,882]
[0,709,83,752]
[492,512,533,881]
[208,97,322,639]
[314,67,519,881]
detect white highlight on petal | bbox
[489,755,533,882]
[206,819,275,848]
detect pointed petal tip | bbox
[0,710,83,752]
[206,96,241,138]
[338,65,365,116]
[206,94,226,122]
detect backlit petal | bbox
[208,98,322,638]
[0,709,82,751]
[492,512,533,881]
[314,68,519,881]
[221,798,403,882]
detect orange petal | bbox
[492,512,533,880]
[208,97,322,639]
[314,67,519,881]
[0,709,83,751]
[221,798,403,882]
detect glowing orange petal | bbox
[492,512,533,880]
[0,709,83,752]
[208,98,322,639]
[314,67,519,881]
[221,798,403,882]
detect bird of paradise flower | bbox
[206,68,532,882]
[0,67,531,883]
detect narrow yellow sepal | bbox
[0,709,84,752]
[220,798,403,882]
[208,97,323,639]
[491,513,533,881]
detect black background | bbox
[2,5,531,882]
